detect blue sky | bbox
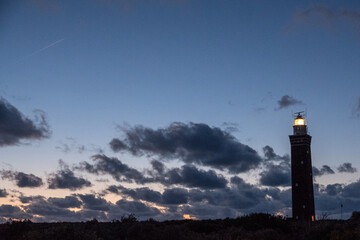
[0,0,360,222]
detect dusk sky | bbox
[1,0,360,222]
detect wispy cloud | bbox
[353,97,360,118]
[286,5,360,35]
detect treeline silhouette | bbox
[1,212,360,240]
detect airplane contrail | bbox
[0,38,65,70]
[20,38,65,60]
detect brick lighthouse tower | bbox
[289,112,315,222]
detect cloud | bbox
[48,196,82,208]
[312,165,335,177]
[259,164,291,187]
[56,138,86,154]
[263,146,290,163]
[276,95,303,110]
[19,195,45,203]
[25,199,78,219]
[110,122,262,173]
[47,160,91,190]
[150,159,165,174]
[162,188,189,205]
[338,163,357,173]
[341,180,360,199]
[109,138,127,152]
[108,185,189,205]
[149,161,228,189]
[353,97,360,118]
[77,154,152,184]
[259,146,291,187]
[314,181,360,218]
[108,185,163,203]
[77,194,110,211]
[165,165,228,189]
[0,204,31,220]
[324,184,343,196]
[114,199,160,217]
[1,170,43,187]
[0,98,50,147]
[287,5,360,34]
[109,176,280,214]
[0,189,8,197]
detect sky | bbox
[0,0,360,222]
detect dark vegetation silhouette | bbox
[1,212,360,240]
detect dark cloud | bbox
[151,164,228,189]
[259,164,291,187]
[324,184,343,196]
[314,182,360,219]
[162,188,189,205]
[108,185,162,203]
[48,196,82,208]
[0,98,50,147]
[115,199,160,217]
[312,165,335,177]
[259,146,291,187]
[77,154,151,184]
[19,195,45,203]
[1,170,43,187]
[276,95,303,110]
[0,189,8,197]
[108,185,191,205]
[263,146,289,162]
[109,176,274,213]
[341,180,360,199]
[25,199,78,219]
[77,194,110,211]
[150,160,165,174]
[0,204,30,220]
[47,160,91,190]
[338,163,357,173]
[18,195,106,222]
[168,165,227,189]
[110,122,262,173]
[109,138,127,152]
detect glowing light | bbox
[68,207,82,212]
[183,214,196,220]
[294,118,305,126]
[312,215,315,221]
[275,212,284,217]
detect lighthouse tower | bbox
[289,113,315,222]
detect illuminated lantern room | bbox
[293,112,307,135]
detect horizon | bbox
[0,0,360,222]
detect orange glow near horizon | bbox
[183,214,196,220]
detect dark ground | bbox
[1,212,360,240]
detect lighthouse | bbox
[289,112,315,222]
